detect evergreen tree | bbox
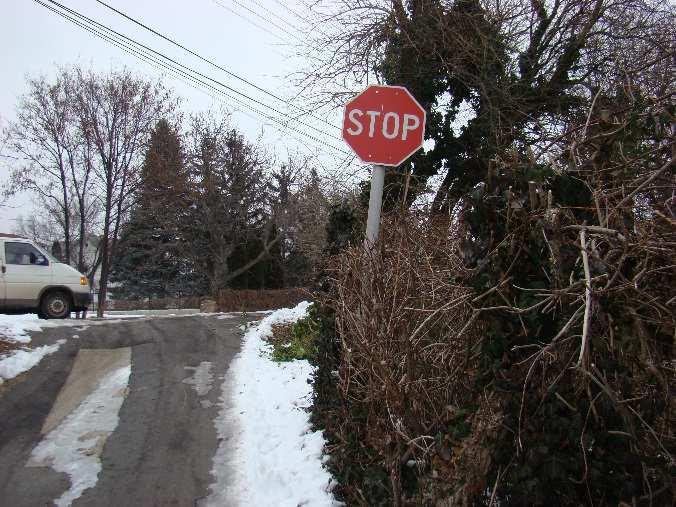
[185,114,274,296]
[324,199,360,256]
[110,119,192,299]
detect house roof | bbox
[0,233,27,239]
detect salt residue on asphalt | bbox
[208,301,337,507]
[30,365,131,507]
[183,361,214,396]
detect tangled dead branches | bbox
[316,93,674,505]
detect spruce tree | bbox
[111,119,191,299]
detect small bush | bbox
[270,305,320,362]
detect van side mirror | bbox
[30,253,48,266]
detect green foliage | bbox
[271,304,320,362]
[324,200,361,256]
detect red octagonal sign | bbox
[342,85,426,167]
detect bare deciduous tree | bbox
[4,66,175,316]
[5,71,81,263]
[74,68,176,316]
[270,161,331,285]
[12,214,60,250]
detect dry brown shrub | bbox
[319,94,674,505]
[269,323,293,344]
[326,213,486,503]
[217,288,309,312]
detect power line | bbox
[40,0,341,148]
[211,0,294,46]
[272,0,309,25]
[271,0,333,39]
[227,0,304,44]
[248,0,301,36]
[33,1,329,150]
[32,0,350,157]
[94,0,339,131]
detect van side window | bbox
[4,242,48,266]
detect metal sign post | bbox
[364,164,385,247]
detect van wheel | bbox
[40,291,72,319]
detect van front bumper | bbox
[73,292,92,310]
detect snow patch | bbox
[0,313,84,383]
[0,313,45,344]
[29,365,131,507]
[208,301,337,506]
[182,361,214,397]
[0,340,65,382]
[84,313,146,319]
[0,313,92,346]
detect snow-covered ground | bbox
[0,313,46,344]
[0,313,69,383]
[2,306,337,504]
[208,301,338,506]
[0,340,65,381]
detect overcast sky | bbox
[0,0,355,232]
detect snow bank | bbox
[208,301,338,506]
[85,313,146,319]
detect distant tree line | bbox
[2,66,332,312]
[109,113,330,300]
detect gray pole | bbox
[364,164,385,248]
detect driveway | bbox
[0,313,252,507]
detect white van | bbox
[0,234,91,319]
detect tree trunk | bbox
[96,183,113,318]
[77,224,86,272]
[97,234,110,318]
[60,184,72,265]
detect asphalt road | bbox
[0,314,252,507]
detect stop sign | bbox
[342,85,426,167]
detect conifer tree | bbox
[185,113,275,296]
[111,119,191,299]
